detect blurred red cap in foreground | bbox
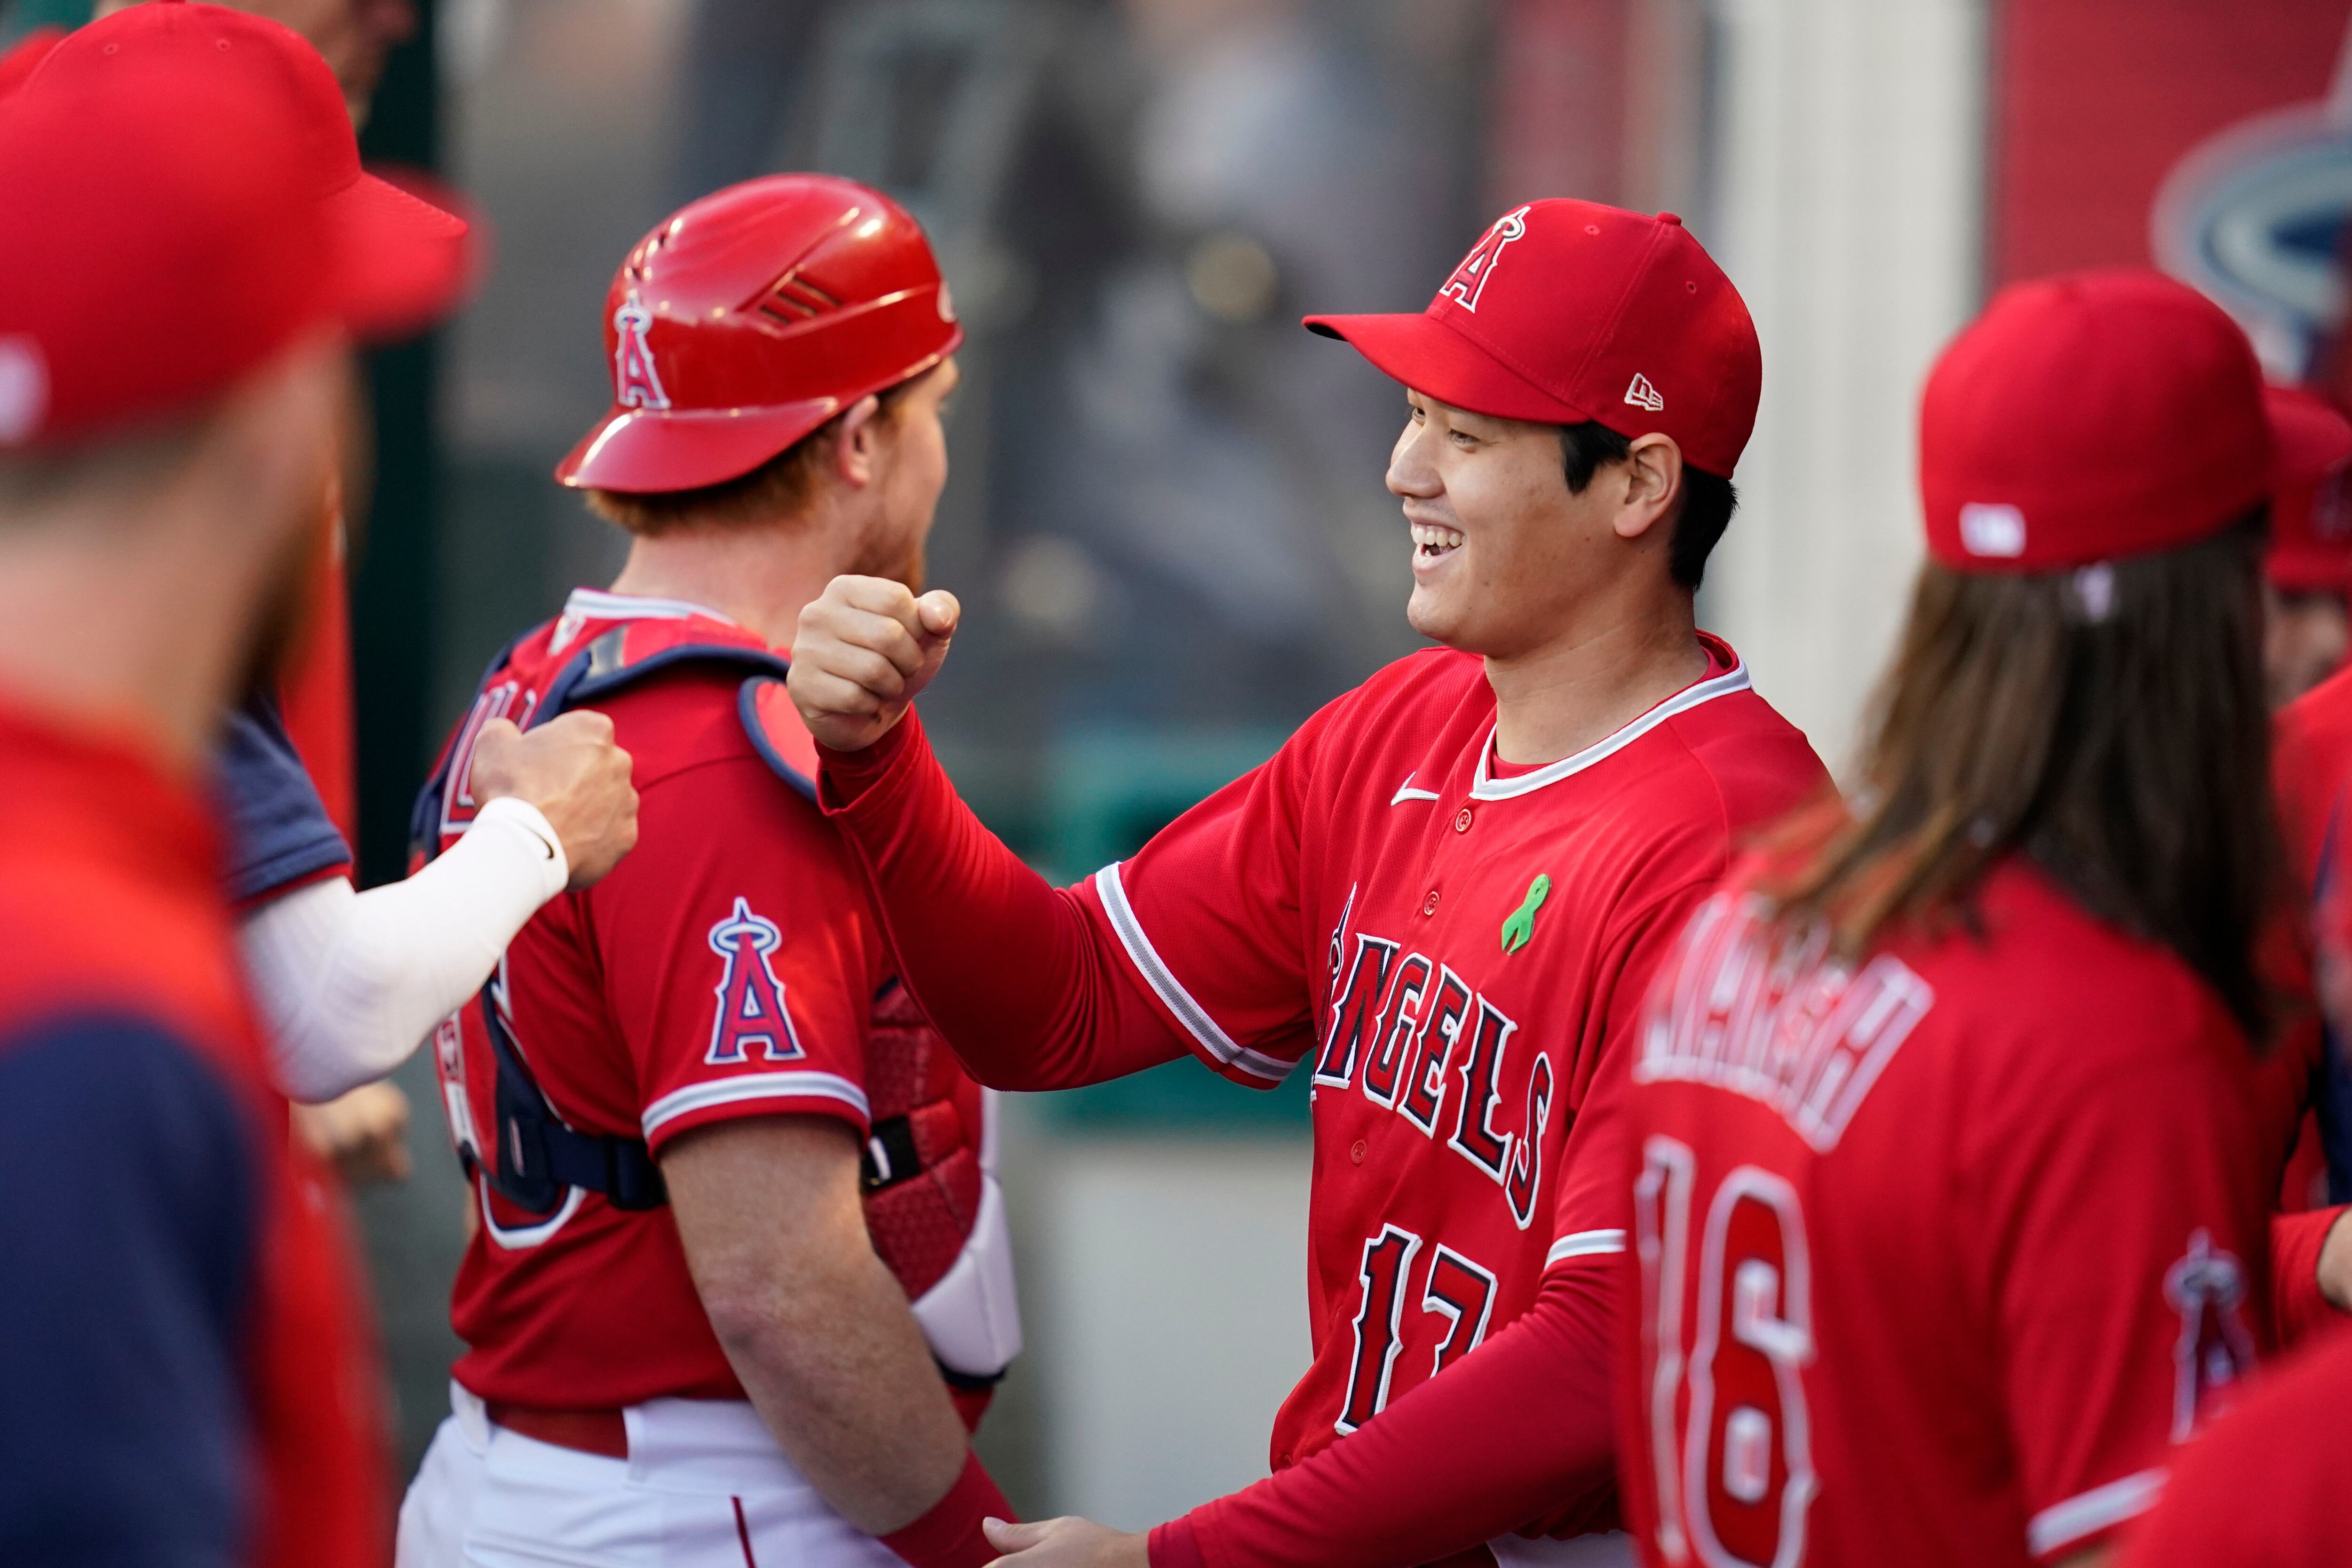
[0,0,473,449]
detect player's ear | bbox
[833,394,885,490]
[1613,433,1683,543]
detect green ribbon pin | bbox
[1501,873,1551,954]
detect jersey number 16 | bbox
[1637,1136,1817,1568]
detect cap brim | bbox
[327,171,477,342]
[555,400,842,493]
[1303,310,1587,425]
[2269,385,2352,490]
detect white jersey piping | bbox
[1470,661,1752,801]
[640,1071,871,1140]
[2026,1469,2165,1558]
[1546,1229,1629,1266]
[563,587,740,625]
[1094,862,1298,1085]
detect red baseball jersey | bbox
[2112,1322,2352,1568]
[1614,857,2273,1568]
[1076,637,1822,1470]
[428,589,934,1409]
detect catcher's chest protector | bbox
[412,609,1021,1389]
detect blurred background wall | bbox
[9,0,2352,1527]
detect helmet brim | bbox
[555,398,842,493]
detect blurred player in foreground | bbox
[0,0,642,1178]
[396,175,1019,1568]
[0,7,469,1559]
[1615,271,2298,1567]
[793,201,1826,1568]
[2262,384,2352,708]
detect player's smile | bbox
[1410,518,1466,569]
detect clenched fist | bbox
[468,710,639,888]
[787,574,961,753]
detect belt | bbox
[486,1400,629,1459]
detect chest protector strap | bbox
[417,626,803,1218]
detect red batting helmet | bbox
[556,174,962,494]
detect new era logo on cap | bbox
[1958,502,2027,558]
[1624,373,1664,412]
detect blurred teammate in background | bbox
[792,200,1826,1568]
[0,4,468,1560]
[397,175,1018,1568]
[1615,271,2298,1568]
[2261,384,2352,709]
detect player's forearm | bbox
[707,1239,975,1535]
[1159,1263,1620,1568]
[242,796,567,1102]
[820,708,1184,1089]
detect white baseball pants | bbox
[397,1382,904,1568]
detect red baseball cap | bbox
[557,174,961,494]
[1917,270,2310,572]
[1303,199,1763,477]
[0,0,471,449]
[2263,384,2352,594]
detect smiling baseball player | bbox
[789,200,1827,1568]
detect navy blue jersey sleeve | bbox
[0,1013,260,1568]
[212,687,350,906]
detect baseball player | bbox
[395,175,1020,1568]
[1613,270,2295,1567]
[789,200,1827,1567]
[0,5,472,1559]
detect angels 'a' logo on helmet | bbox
[1439,205,1533,314]
[613,291,671,411]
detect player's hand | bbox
[982,1515,1147,1568]
[468,710,640,889]
[788,574,961,752]
[291,1081,413,1186]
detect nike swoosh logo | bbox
[1391,775,1442,805]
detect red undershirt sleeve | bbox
[818,709,1186,1090]
[1154,1260,1621,1568]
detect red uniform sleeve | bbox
[1971,1048,2273,1564]
[821,702,1337,1091]
[1544,882,1712,1267]
[588,756,882,1154]
[2269,1204,2348,1346]
[1154,1263,1621,1568]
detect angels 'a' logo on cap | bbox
[1623,373,1664,412]
[1439,205,1532,314]
[612,291,671,411]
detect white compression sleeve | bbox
[242,796,570,1104]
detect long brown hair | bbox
[1768,510,2282,1041]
